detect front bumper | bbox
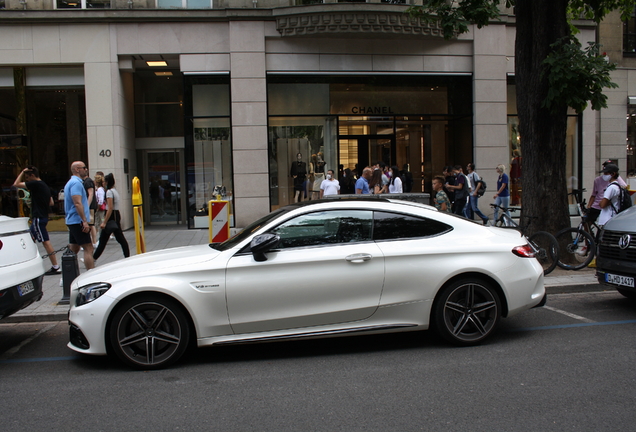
[67,293,117,356]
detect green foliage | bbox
[407,0,513,40]
[568,0,636,22]
[541,37,618,113]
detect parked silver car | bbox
[596,205,636,298]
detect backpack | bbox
[609,182,633,214]
[474,174,486,197]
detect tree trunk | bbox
[514,0,571,235]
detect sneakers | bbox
[44,266,61,275]
[575,245,588,256]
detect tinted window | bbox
[373,211,452,240]
[271,210,373,249]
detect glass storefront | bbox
[267,75,473,210]
[507,81,581,207]
[183,76,233,228]
[626,106,636,178]
[0,70,86,218]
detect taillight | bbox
[512,244,536,258]
[0,239,3,250]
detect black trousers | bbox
[93,211,130,260]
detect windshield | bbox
[210,207,291,251]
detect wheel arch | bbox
[104,290,198,355]
[433,272,509,318]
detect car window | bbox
[373,211,452,241]
[270,210,373,249]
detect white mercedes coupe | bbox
[68,198,545,369]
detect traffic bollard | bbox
[59,247,79,305]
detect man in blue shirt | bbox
[355,167,372,194]
[64,161,95,269]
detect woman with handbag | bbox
[93,173,130,261]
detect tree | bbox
[408,0,633,235]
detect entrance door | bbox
[145,150,184,225]
[339,135,396,172]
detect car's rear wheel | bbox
[433,278,501,346]
[109,295,190,369]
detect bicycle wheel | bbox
[555,227,596,270]
[494,213,517,228]
[528,231,559,275]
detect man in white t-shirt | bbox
[320,169,340,198]
[598,164,623,226]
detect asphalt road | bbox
[1,289,635,432]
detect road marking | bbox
[0,322,57,362]
[510,319,636,332]
[0,356,77,364]
[543,305,596,323]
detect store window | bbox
[184,76,233,228]
[626,106,636,178]
[156,0,212,7]
[624,8,636,54]
[56,0,110,8]
[134,70,183,138]
[507,81,581,207]
[268,75,473,211]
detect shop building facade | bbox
[0,4,606,228]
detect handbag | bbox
[99,201,107,211]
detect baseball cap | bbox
[601,163,619,174]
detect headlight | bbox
[76,283,112,307]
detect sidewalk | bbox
[3,226,603,323]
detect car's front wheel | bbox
[433,279,501,346]
[109,295,191,369]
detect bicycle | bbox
[554,188,598,270]
[490,204,559,275]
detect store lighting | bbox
[147,61,168,67]
[154,71,173,76]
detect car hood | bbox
[602,204,636,232]
[76,244,221,285]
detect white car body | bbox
[0,216,45,319]
[68,199,545,368]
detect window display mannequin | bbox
[290,153,307,202]
[312,152,326,200]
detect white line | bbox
[543,305,596,323]
[0,322,57,361]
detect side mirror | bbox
[250,233,280,262]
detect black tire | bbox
[433,278,501,346]
[555,227,595,270]
[528,231,559,275]
[109,295,191,369]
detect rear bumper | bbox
[0,275,44,320]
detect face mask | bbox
[326,174,332,180]
[602,174,611,182]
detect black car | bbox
[596,204,636,298]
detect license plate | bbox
[605,273,635,288]
[17,280,35,296]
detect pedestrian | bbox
[465,163,489,224]
[598,164,624,226]
[442,166,456,205]
[94,173,106,240]
[81,167,98,247]
[446,165,469,216]
[93,173,130,261]
[355,167,372,194]
[320,169,340,198]
[369,169,387,194]
[432,175,451,212]
[64,161,94,269]
[493,163,512,225]
[401,163,414,192]
[13,166,61,275]
[340,168,356,194]
[388,165,403,193]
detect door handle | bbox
[345,253,372,263]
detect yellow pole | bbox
[132,176,146,254]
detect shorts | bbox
[68,223,93,246]
[30,217,50,243]
[586,207,601,224]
